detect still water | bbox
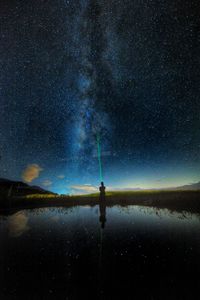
[1,205,200,299]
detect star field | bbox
[0,0,200,193]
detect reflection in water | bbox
[99,197,107,229]
[8,211,29,237]
[98,191,107,291]
[1,205,200,299]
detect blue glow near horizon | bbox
[27,158,200,195]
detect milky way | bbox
[70,0,113,177]
[1,0,200,193]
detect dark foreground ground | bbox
[1,190,200,215]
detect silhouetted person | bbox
[99,181,106,201]
[99,182,106,228]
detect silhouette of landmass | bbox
[172,181,200,190]
[1,178,200,214]
[0,178,56,198]
[112,181,200,191]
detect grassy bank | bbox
[0,190,200,214]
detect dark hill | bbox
[174,181,200,190]
[0,178,55,198]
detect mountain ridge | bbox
[0,178,56,197]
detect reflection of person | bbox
[99,200,106,229]
[99,182,106,228]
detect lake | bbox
[1,205,200,299]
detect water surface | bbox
[1,205,200,299]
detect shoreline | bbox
[1,190,200,215]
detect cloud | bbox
[57,175,65,179]
[9,212,29,237]
[71,184,98,194]
[22,164,43,183]
[51,215,60,222]
[42,180,52,187]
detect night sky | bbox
[1,0,200,194]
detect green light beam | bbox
[97,134,103,182]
